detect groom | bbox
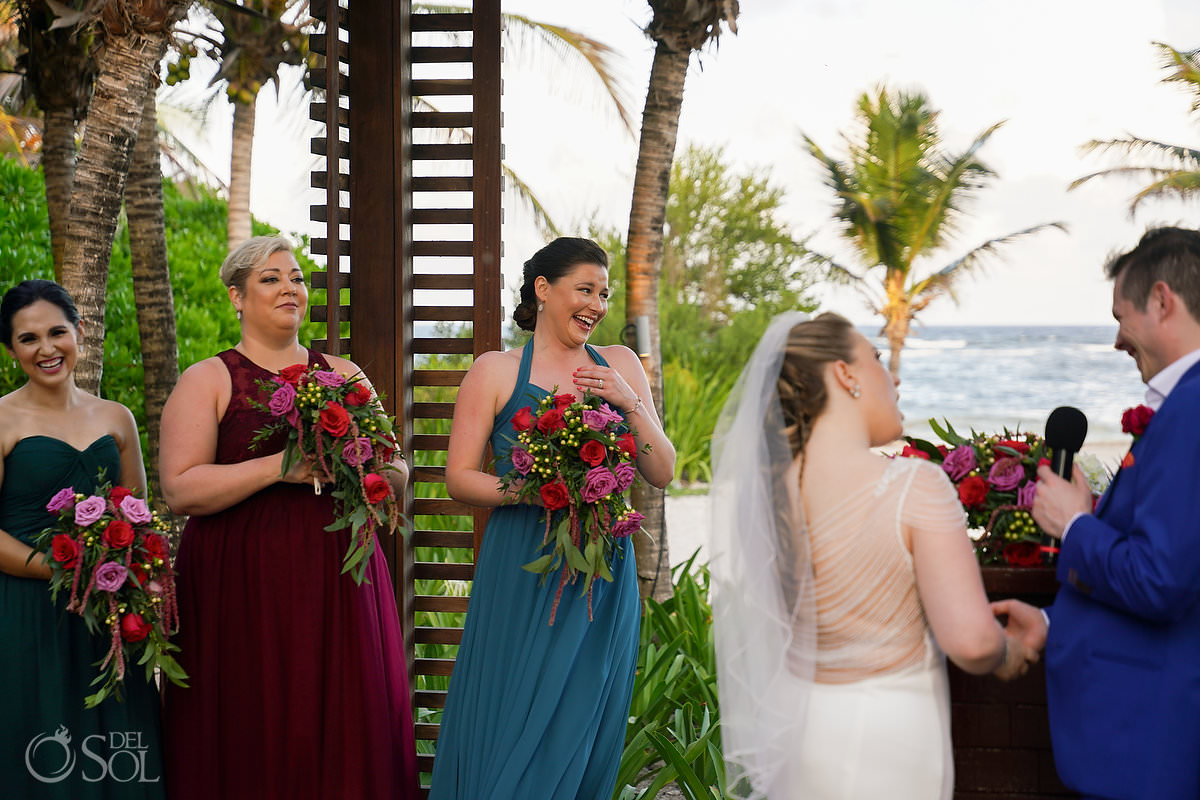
[1028,227,1200,799]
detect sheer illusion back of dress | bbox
[805,457,968,683]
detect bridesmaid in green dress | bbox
[0,280,164,798]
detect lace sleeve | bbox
[899,460,969,541]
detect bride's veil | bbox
[710,311,816,799]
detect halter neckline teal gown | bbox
[0,435,165,798]
[429,343,641,799]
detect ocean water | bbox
[865,325,1146,447]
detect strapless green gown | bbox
[0,435,165,798]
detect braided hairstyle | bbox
[776,312,856,460]
[512,237,609,332]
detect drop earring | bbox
[537,303,544,312]
[237,310,243,321]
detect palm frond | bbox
[909,222,1067,303]
[1128,171,1200,212]
[805,249,884,309]
[1069,165,1178,191]
[502,162,559,239]
[1154,41,1200,114]
[1078,136,1200,170]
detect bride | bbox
[710,311,1043,799]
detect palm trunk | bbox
[127,89,179,510]
[227,96,256,252]
[62,27,170,394]
[625,40,691,603]
[41,107,77,282]
[882,274,910,379]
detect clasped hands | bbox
[990,598,1049,681]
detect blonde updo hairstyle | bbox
[512,237,609,332]
[220,235,295,294]
[776,312,857,459]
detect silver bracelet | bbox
[625,397,643,416]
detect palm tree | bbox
[804,87,1064,379]
[1071,42,1200,213]
[126,88,179,508]
[625,0,739,603]
[60,0,191,393]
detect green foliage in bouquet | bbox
[33,478,187,707]
[902,419,1055,567]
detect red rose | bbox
[142,533,169,562]
[363,473,391,504]
[958,475,989,509]
[1121,404,1154,437]
[319,402,351,437]
[1038,457,1050,469]
[108,486,134,508]
[1003,540,1043,567]
[899,444,930,460]
[102,519,135,549]
[539,479,570,511]
[994,439,1031,457]
[537,408,566,434]
[344,382,372,408]
[617,432,637,459]
[579,439,607,466]
[936,445,949,457]
[553,393,576,410]
[513,406,535,432]
[51,534,80,569]
[128,563,149,588]
[279,364,308,385]
[120,613,151,642]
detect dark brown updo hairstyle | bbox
[1,279,81,348]
[512,237,609,332]
[776,312,856,459]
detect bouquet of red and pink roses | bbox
[501,390,647,625]
[253,363,407,585]
[33,481,187,707]
[901,419,1054,567]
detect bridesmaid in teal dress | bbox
[430,238,676,799]
[0,280,164,798]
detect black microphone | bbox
[1044,406,1088,480]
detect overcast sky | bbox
[235,0,1200,326]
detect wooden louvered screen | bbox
[308,0,502,786]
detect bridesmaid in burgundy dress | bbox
[159,236,418,800]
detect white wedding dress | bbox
[779,457,957,800]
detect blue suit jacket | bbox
[1046,360,1200,799]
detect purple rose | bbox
[93,561,128,593]
[941,446,977,481]
[1016,480,1037,509]
[581,409,609,431]
[987,456,1025,492]
[268,382,297,417]
[46,487,76,513]
[342,437,374,468]
[286,408,300,429]
[510,447,534,476]
[74,496,107,527]
[612,511,645,539]
[581,466,619,504]
[119,495,152,524]
[597,403,625,425]
[314,370,347,387]
[613,462,636,493]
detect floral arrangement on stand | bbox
[254,363,407,584]
[500,390,647,625]
[33,482,187,707]
[901,419,1055,567]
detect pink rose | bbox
[612,511,645,539]
[987,456,1025,492]
[268,382,297,417]
[1016,481,1037,509]
[46,487,76,513]
[581,409,608,431]
[94,561,128,593]
[510,447,534,475]
[342,437,374,468]
[74,496,107,527]
[941,445,976,481]
[119,495,152,524]
[613,462,636,493]
[582,466,619,504]
[314,370,347,387]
